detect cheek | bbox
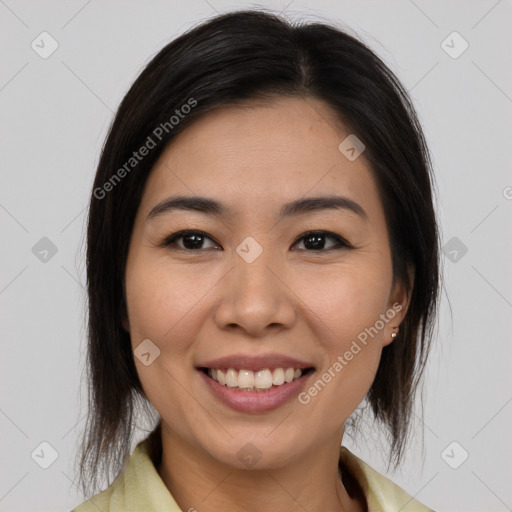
[297,262,391,346]
[294,263,391,410]
[125,257,215,349]
[124,259,213,417]
[293,295,383,429]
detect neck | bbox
[156,424,365,512]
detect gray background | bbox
[1,1,511,511]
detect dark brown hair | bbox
[77,9,441,498]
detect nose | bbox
[213,247,297,337]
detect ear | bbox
[383,264,414,346]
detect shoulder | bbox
[71,437,180,512]
[340,446,436,512]
[71,487,112,512]
[70,466,129,512]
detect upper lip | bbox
[198,353,315,372]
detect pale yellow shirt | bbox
[72,438,435,512]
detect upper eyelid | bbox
[292,230,346,243]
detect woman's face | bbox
[123,97,410,469]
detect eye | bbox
[291,230,352,251]
[159,230,221,251]
[159,229,353,252]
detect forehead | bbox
[139,97,384,225]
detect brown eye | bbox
[292,231,352,251]
[160,230,221,251]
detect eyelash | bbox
[158,229,354,252]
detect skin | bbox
[123,96,412,512]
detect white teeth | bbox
[238,369,255,389]
[225,368,238,387]
[207,366,307,391]
[254,369,273,389]
[284,368,295,383]
[272,368,285,385]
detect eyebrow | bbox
[146,194,368,222]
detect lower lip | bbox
[199,370,313,413]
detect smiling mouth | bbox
[200,366,315,392]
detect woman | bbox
[73,9,440,512]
